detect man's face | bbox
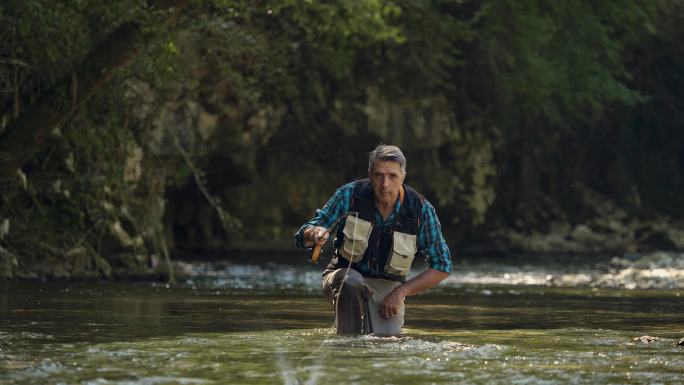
[369,160,405,204]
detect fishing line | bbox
[293,211,360,382]
[333,211,360,332]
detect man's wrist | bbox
[301,226,313,246]
[394,284,410,297]
[305,226,320,246]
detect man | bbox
[294,144,451,335]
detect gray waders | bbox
[322,268,405,335]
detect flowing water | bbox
[1,259,683,384]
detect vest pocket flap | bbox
[385,231,417,276]
[342,215,372,240]
[392,232,417,256]
[339,215,372,263]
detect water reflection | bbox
[2,260,684,385]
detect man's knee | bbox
[337,269,366,294]
[323,268,367,304]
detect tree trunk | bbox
[0,0,188,180]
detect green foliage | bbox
[476,0,660,127]
[0,0,145,87]
[1,0,684,273]
[377,1,475,95]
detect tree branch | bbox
[0,0,189,180]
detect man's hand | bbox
[379,268,449,319]
[304,225,329,247]
[379,286,406,319]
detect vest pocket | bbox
[339,215,372,263]
[385,232,417,275]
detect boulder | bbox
[636,221,684,251]
[634,251,673,269]
[664,228,684,250]
[570,224,604,244]
[65,246,111,278]
[632,335,659,344]
[107,252,151,278]
[99,220,145,256]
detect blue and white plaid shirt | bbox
[294,181,452,274]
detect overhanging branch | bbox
[0,0,189,180]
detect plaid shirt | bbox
[294,181,452,273]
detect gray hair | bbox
[368,144,406,174]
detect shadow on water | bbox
[408,287,684,333]
[1,281,332,345]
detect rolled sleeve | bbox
[417,201,452,273]
[294,182,354,249]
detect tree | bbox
[0,0,188,180]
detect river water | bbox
[1,258,683,384]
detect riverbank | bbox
[0,232,684,289]
[449,251,684,289]
[166,250,684,290]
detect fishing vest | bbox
[329,179,425,282]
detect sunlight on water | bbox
[3,326,683,385]
[181,263,323,291]
[2,259,684,384]
[176,252,684,291]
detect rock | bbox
[636,221,684,251]
[365,87,455,148]
[0,218,9,239]
[494,228,590,254]
[675,338,684,346]
[590,252,684,289]
[642,232,678,250]
[66,246,90,274]
[610,257,632,271]
[65,152,75,173]
[0,245,18,279]
[107,252,157,279]
[172,260,194,279]
[614,267,637,281]
[65,246,111,278]
[100,220,145,256]
[52,263,70,279]
[147,100,202,156]
[633,335,659,344]
[665,228,684,250]
[592,217,628,235]
[16,169,27,190]
[123,141,143,183]
[559,273,592,286]
[124,79,157,120]
[634,251,673,269]
[245,105,286,145]
[570,224,602,244]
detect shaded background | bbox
[1,0,683,279]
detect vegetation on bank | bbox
[1,0,683,279]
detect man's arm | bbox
[380,200,452,319]
[293,182,354,249]
[379,268,448,319]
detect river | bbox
[1,257,683,384]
